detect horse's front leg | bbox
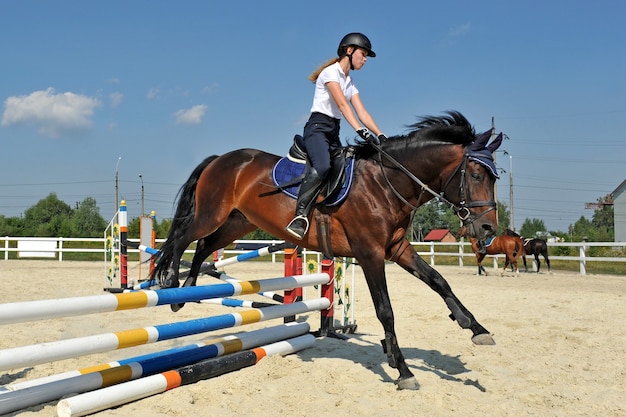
[358,255,419,390]
[396,246,495,346]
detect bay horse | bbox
[503,230,551,273]
[152,111,501,390]
[466,234,526,276]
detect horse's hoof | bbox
[472,333,496,345]
[170,303,185,312]
[396,376,420,390]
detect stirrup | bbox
[285,216,309,240]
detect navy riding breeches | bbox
[302,112,341,180]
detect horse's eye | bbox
[471,172,481,181]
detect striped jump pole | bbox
[132,241,286,290]
[56,334,315,417]
[199,298,277,308]
[0,298,329,372]
[0,322,309,415]
[0,273,329,325]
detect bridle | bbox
[372,142,497,228]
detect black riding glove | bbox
[356,127,371,141]
[357,127,380,145]
[378,133,388,142]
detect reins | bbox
[369,142,496,224]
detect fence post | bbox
[430,242,435,266]
[579,240,587,275]
[459,241,464,267]
[58,238,63,262]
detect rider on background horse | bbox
[285,33,388,240]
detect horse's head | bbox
[441,128,502,241]
[458,130,502,239]
[368,111,501,241]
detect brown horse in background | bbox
[503,229,551,273]
[152,112,502,390]
[467,234,526,276]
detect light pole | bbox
[503,150,514,231]
[115,157,122,215]
[139,174,144,216]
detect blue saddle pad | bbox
[271,157,355,207]
[484,236,495,246]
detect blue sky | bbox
[1,1,624,234]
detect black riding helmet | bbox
[337,33,376,58]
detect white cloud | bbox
[109,92,124,108]
[174,104,208,125]
[146,87,159,100]
[201,83,219,95]
[449,23,471,37]
[1,88,101,138]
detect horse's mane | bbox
[352,111,475,157]
[402,111,475,145]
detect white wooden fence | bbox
[1,237,625,276]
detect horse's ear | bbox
[487,132,503,153]
[470,129,492,151]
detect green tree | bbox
[72,197,107,237]
[519,218,547,238]
[497,200,511,234]
[410,200,460,241]
[22,193,73,237]
[0,215,23,236]
[569,216,593,241]
[155,218,172,239]
[128,217,141,239]
[590,196,614,242]
[243,229,277,240]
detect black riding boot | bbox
[285,168,324,240]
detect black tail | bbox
[151,155,219,284]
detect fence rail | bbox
[1,236,625,276]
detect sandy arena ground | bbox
[0,260,624,417]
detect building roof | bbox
[611,179,626,198]
[423,229,451,241]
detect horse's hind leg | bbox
[184,213,256,287]
[534,254,541,273]
[170,213,257,312]
[396,247,495,345]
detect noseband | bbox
[373,144,496,227]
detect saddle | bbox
[272,135,357,258]
[272,135,356,207]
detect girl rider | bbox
[285,32,387,240]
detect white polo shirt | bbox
[310,62,359,119]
